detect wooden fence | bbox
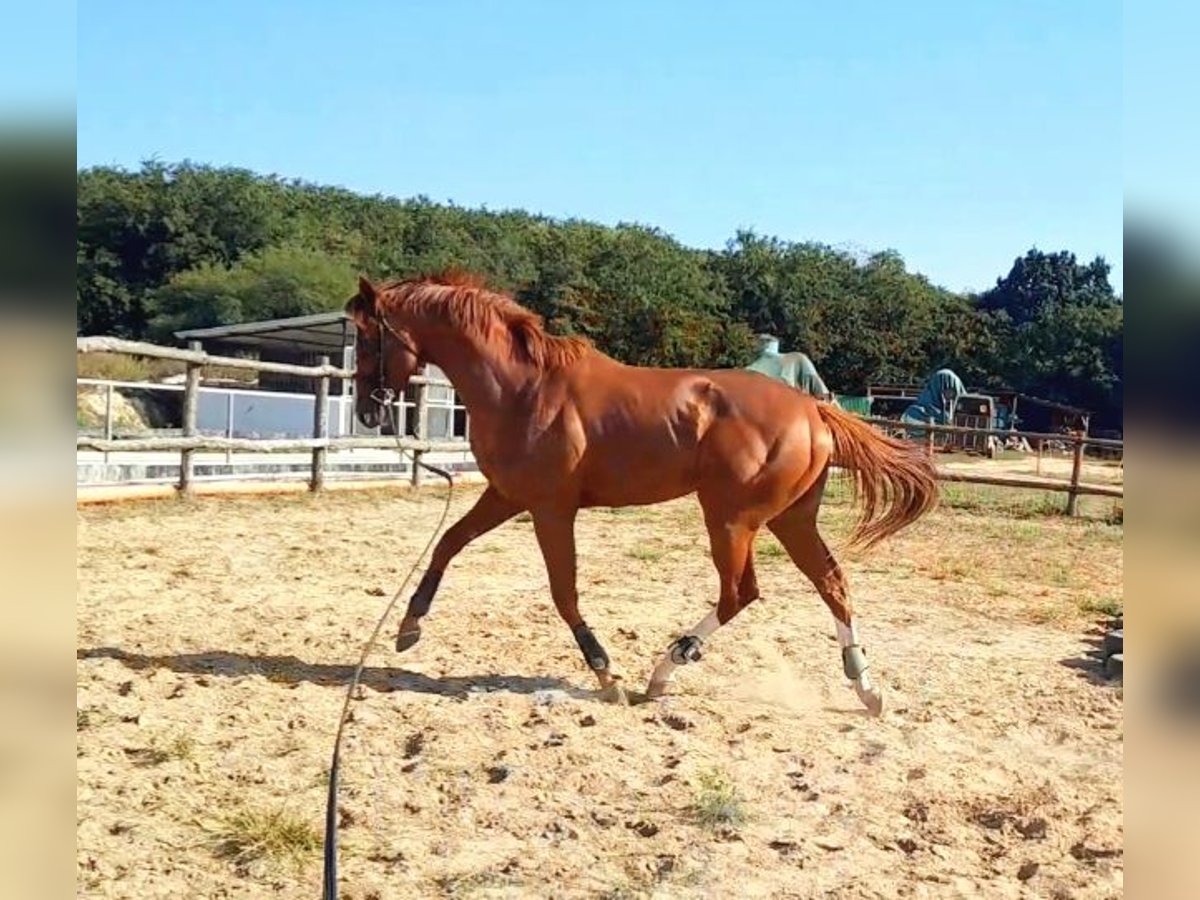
[861,416,1123,514]
[79,337,1123,514]
[76,336,472,494]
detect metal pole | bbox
[411,370,428,487]
[179,340,202,496]
[311,356,330,492]
[103,381,115,467]
[225,392,235,465]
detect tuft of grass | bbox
[598,888,639,900]
[690,768,746,829]
[1027,605,1070,626]
[928,558,972,582]
[1078,595,1122,618]
[77,352,174,383]
[1045,562,1077,588]
[995,520,1043,543]
[126,732,197,767]
[77,351,253,384]
[166,733,196,761]
[757,539,787,559]
[434,870,522,897]
[207,805,321,869]
[935,484,1078,520]
[1028,493,1068,518]
[628,546,664,562]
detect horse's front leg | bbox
[395,486,523,651]
[530,507,625,701]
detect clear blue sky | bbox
[76,0,1122,294]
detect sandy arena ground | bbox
[77,481,1123,899]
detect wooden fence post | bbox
[311,355,330,492]
[1036,439,1043,476]
[1065,435,1085,516]
[179,340,202,496]
[411,371,428,487]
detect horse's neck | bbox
[417,328,530,424]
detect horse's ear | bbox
[345,275,378,323]
[358,275,377,308]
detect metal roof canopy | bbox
[174,312,352,355]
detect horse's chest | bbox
[470,417,581,482]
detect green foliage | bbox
[206,805,320,869]
[1078,594,1122,618]
[975,249,1122,428]
[76,162,1122,428]
[149,244,358,339]
[690,767,746,829]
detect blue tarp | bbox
[901,368,966,427]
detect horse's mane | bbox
[366,270,591,371]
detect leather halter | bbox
[368,310,421,410]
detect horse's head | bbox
[345,276,422,430]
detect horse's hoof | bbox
[856,684,884,717]
[644,679,669,701]
[395,628,421,653]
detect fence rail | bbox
[860,415,1124,449]
[863,415,1123,513]
[76,336,446,386]
[76,435,470,454]
[79,336,1123,513]
[77,336,470,494]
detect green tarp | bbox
[834,395,872,416]
[744,335,832,400]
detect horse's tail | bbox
[816,402,939,550]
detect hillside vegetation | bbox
[77,162,1122,429]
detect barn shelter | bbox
[173,312,466,441]
[175,312,355,395]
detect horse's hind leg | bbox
[396,486,523,651]
[739,540,761,606]
[646,512,757,699]
[767,493,884,716]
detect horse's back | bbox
[567,357,825,462]
[527,356,829,508]
[568,357,817,424]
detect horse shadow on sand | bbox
[77,646,594,701]
[1058,619,1121,686]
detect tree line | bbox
[77,162,1123,430]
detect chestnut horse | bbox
[346,272,938,713]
